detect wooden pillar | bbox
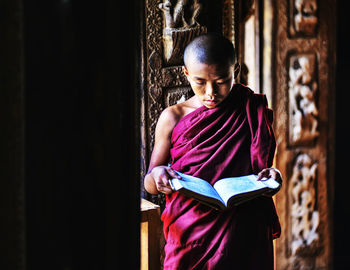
[272,0,336,268]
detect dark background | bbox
[22,1,140,269]
[334,0,350,268]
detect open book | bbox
[169,171,281,210]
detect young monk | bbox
[144,33,282,270]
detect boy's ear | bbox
[182,66,189,76]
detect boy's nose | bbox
[206,83,217,98]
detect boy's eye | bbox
[195,81,205,85]
[216,78,230,85]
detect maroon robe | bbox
[161,84,281,269]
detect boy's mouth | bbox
[205,99,218,106]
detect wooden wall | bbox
[273,0,336,268]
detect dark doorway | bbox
[23,1,140,269]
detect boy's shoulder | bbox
[155,96,201,137]
[159,96,200,125]
[235,84,269,107]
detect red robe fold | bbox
[161,84,281,270]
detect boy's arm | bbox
[144,107,181,195]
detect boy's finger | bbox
[257,168,270,181]
[167,168,182,179]
[161,187,173,195]
[160,174,171,188]
[257,171,266,181]
[256,173,263,181]
[157,184,173,195]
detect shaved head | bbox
[183,33,236,67]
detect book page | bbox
[213,175,267,206]
[172,172,224,204]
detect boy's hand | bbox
[149,166,181,195]
[257,168,283,197]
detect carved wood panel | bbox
[141,0,236,207]
[273,0,336,269]
[288,53,319,146]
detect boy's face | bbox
[183,60,235,109]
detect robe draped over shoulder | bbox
[161,84,281,270]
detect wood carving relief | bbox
[145,0,164,155]
[222,0,235,43]
[290,0,318,37]
[288,53,319,145]
[161,66,188,87]
[164,87,194,107]
[289,154,320,257]
[158,0,201,29]
[274,0,335,269]
[159,0,207,65]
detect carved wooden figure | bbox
[289,154,319,256]
[290,0,318,36]
[288,54,319,145]
[158,0,202,29]
[159,0,206,65]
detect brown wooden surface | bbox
[141,199,161,270]
[272,0,336,268]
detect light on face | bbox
[205,82,216,97]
